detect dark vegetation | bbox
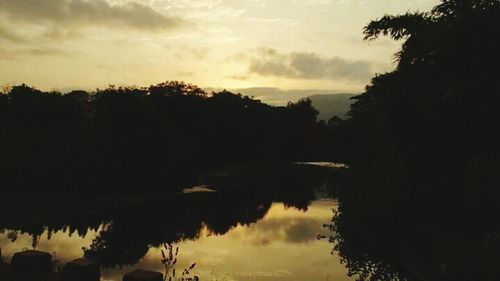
[0,82,326,198]
[2,0,500,280]
[0,166,336,268]
[326,1,500,280]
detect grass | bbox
[161,243,199,281]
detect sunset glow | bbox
[0,0,438,103]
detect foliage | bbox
[0,81,324,198]
[330,0,500,212]
[326,1,500,280]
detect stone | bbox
[62,258,100,281]
[123,269,163,281]
[10,250,52,280]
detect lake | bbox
[0,163,353,281]
[1,199,352,281]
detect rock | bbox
[123,269,163,281]
[62,258,100,281]
[10,250,52,280]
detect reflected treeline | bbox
[327,1,500,280]
[200,163,343,210]
[0,81,326,198]
[1,167,335,268]
[329,189,500,281]
[83,191,274,267]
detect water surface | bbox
[0,199,352,281]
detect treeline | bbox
[0,82,325,198]
[328,1,500,280]
[328,0,500,218]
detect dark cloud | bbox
[0,0,184,31]
[247,47,373,81]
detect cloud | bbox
[291,0,348,6]
[170,46,211,61]
[0,25,27,43]
[0,46,69,60]
[246,47,373,81]
[244,17,297,26]
[226,75,250,81]
[0,0,184,31]
[189,47,210,60]
[226,52,249,62]
[240,217,328,245]
[156,0,245,22]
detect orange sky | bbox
[0,0,438,103]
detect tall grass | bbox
[161,243,198,281]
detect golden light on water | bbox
[0,200,348,281]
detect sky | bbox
[0,0,438,104]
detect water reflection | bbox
[328,183,500,281]
[104,200,350,281]
[80,191,276,267]
[0,227,100,266]
[0,164,350,280]
[0,200,352,281]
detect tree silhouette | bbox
[0,81,327,198]
[327,1,500,280]
[332,0,500,200]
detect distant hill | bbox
[204,87,356,121]
[307,94,356,121]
